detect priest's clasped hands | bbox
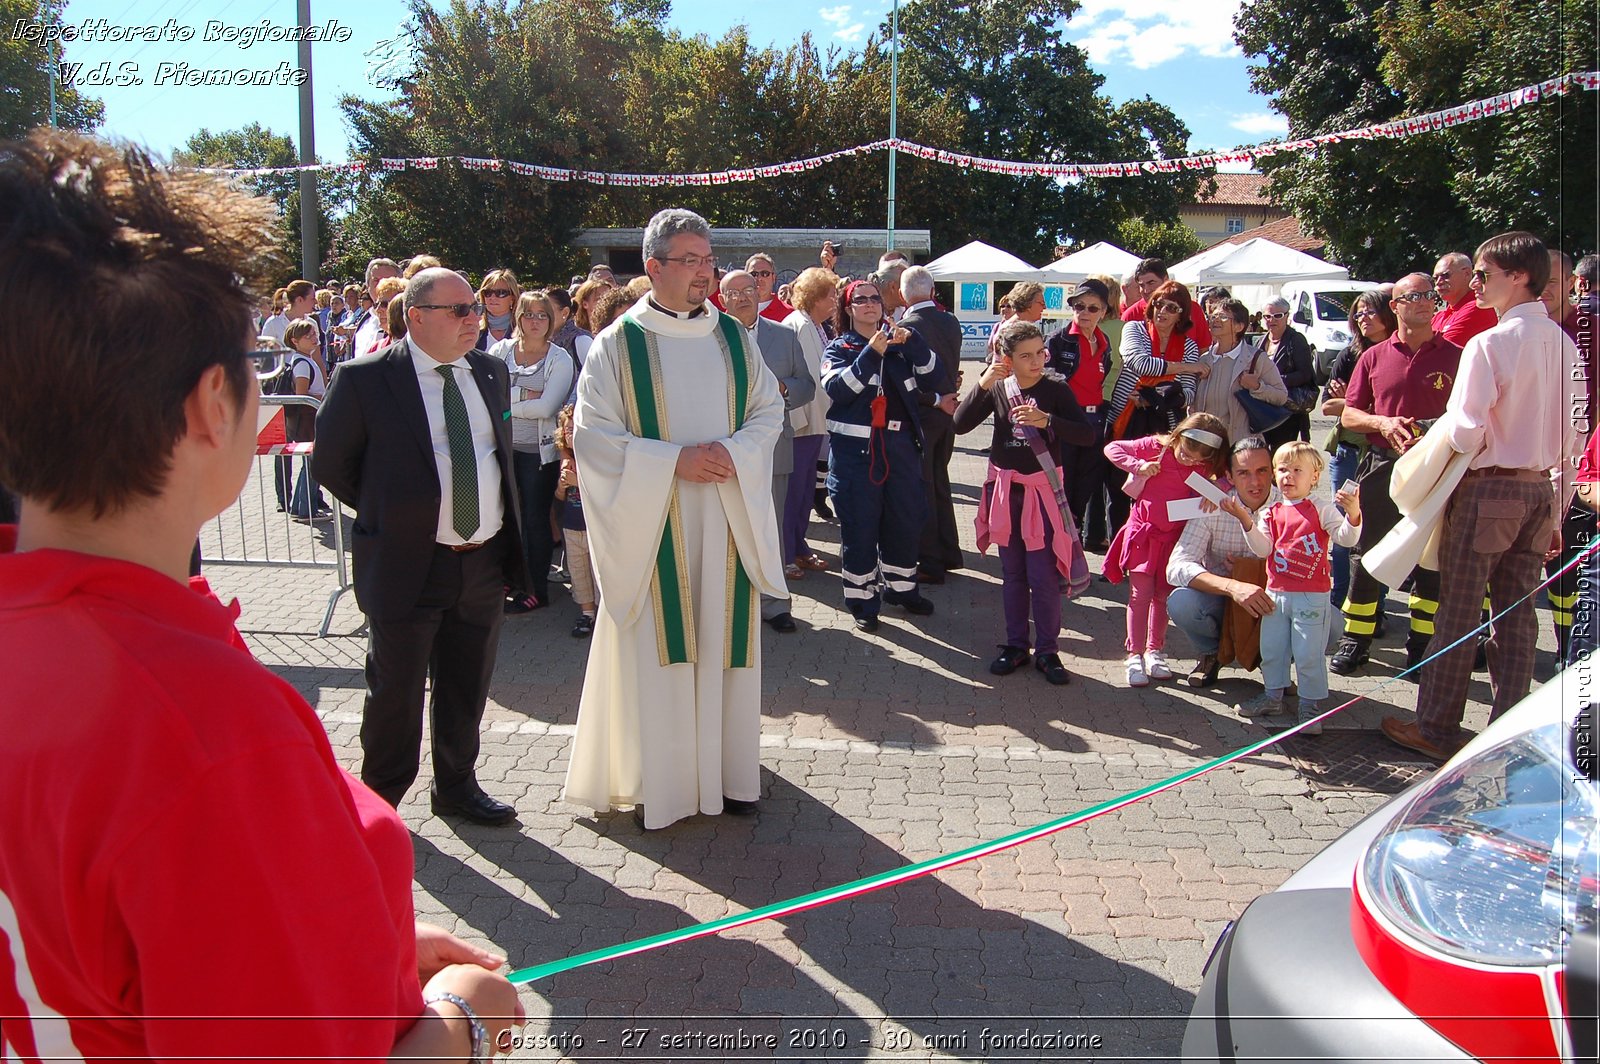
[675,441,736,483]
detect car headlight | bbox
[1361,717,1598,966]
[1326,328,1351,345]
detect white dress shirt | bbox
[353,312,384,357]
[408,338,505,546]
[1439,301,1584,479]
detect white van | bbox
[1279,280,1382,383]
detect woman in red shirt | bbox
[0,130,522,1063]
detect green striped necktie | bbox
[436,364,480,540]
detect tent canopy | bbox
[1040,241,1140,283]
[924,240,1047,282]
[1169,237,1348,287]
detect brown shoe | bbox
[1186,653,1220,687]
[1380,717,1457,762]
[794,553,830,571]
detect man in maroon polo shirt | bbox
[1329,271,1463,676]
[1431,252,1500,346]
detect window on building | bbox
[1225,217,1245,235]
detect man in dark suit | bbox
[902,265,964,582]
[314,268,528,825]
[721,270,817,633]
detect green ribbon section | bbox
[505,536,1600,987]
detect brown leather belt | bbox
[443,540,489,553]
[1465,466,1547,481]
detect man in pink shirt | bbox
[1429,251,1500,346]
[1384,232,1586,761]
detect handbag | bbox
[1284,384,1320,412]
[1234,350,1291,433]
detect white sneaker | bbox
[1236,691,1287,718]
[1144,650,1173,681]
[1125,654,1149,688]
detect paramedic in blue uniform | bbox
[822,278,949,632]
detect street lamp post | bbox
[886,0,899,255]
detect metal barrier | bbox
[200,393,351,637]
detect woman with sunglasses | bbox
[1258,296,1316,452]
[822,279,945,631]
[1106,280,1205,536]
[477,269,521,351]
[1046,278,1116,551]
[491,290,575,614]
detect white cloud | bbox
[819,4,867,42]
[1070,0,1245,69]
[1229,112,1288,136]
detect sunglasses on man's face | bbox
[415,302,485,318]
[1262,311,1287,321]
[750,269,775,279]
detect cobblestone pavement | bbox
[207,413,1540,1062]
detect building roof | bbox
[1215,214,1325,256]
[1195,172,1274,208]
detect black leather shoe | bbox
[854,615,880,633]
[989,645,1031,675]
[430,786,516,825]
[722,796,759,816]
[1328,636,1370,675]
[1035,652,1071,686]
[887,594,935,616]
[765,612,797,633]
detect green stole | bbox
[618,311,758,669]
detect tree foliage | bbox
[173,124,358,282]
[1236,0,1597,278]
[333,0,1201,282]
[1,0,103,139]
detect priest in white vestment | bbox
[564,208,788,830]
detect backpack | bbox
[263,354,315,441]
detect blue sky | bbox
[43,0,1281,164]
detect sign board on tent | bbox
[960,320,997,360]
[959,283,989,312]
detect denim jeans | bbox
[1167,586,1226,655]
[289,458,325,517]
[1328,442,1360,608]
[1261,589,1333,701]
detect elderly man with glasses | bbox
[563,209,788,830]
[315,268,529,825]
[745,252,795,323]
[1327,272,1462,678]
[1430,251,1500,347]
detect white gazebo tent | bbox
[1040,241,1141,285]
[923,240,1049,357]
[1170,237,1349,287]
[1169,237,1349,315]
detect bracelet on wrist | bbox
[424,991,488,1062]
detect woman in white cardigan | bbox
[780,267,840,577]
